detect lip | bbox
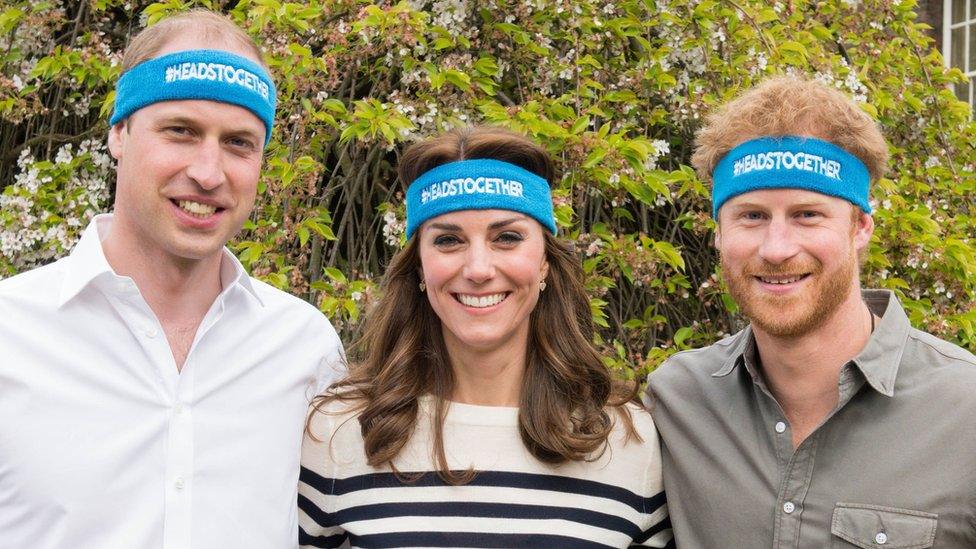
[753,273,811,294]
[169,198,225,230]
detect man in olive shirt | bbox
[647,76,976,548]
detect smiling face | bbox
[418,209,550,355]
[716,189,873,338]
[107,37,266,264]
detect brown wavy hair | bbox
[308,126,638,483]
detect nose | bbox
[184,139,227,190]
[461,241,495,284]
[758,217,801,265]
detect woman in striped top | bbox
[299,126,673,549]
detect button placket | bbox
[162,371,195,549]
[772,433,821,548]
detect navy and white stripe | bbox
[299,398,673,548]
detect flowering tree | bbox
[2,0,974,378]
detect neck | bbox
[101,216,222,328]
[753,286,873,446]
[443,326,528,407]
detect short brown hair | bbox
[691,76,888,184]
[120,9,265,73]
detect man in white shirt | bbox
[0,10,344,548]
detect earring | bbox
[419,281,426,292]
[539,281,547,292]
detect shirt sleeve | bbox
[631,408,674,548]
[298,408,349,548]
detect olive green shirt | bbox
[647,290,976,548]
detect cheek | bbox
[418,250,458,287]
[717,234,755,265]
[508,244,548,284]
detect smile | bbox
[454,292,509,308]
[755,274,809,285]
[173,199,222,218]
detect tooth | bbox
[459,293,506,308]
[178,200,217,216]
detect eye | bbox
[165,126,193,137]
[741,211,766,221]
[433,234,462,247]
[796,210,823,221]
[227,136,257,150]
[495,231,524,245]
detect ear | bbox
[540,258,550,282]
[713,221,722,249]
[108,121,126,160]
[852,211,874,253]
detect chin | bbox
[168,240,226,261]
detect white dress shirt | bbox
[0,214,345,549]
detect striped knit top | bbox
[298,396,673,548]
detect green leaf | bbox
[324,267,347,283]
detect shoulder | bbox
[906,328,976,367]
[901,328,976,394]
[0,260,67,315]
[0,259,66,297]
[647,329,747,393]
[247,276,342,347]
[305,396,362,441]
[604,402,659,457]
[249,276,326,320]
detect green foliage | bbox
[2,0,974,382]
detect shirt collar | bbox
[710,290,910,397]
[848,289,910,397]
[57,213,264,308]
[711,325,753,378]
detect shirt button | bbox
[174,403,185,414]
[174,477,185,490]
[875,532,887,544]
[775,421,787,433]
[783,501,795,514]
[145,326,158,338]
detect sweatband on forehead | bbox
[711,136,871,218]
[405,159,557,239]
[110,49,276,146]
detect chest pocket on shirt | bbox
[831,503,938,549]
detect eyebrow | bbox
[427,216,527,232]
[155,116,262,140]
[729,201,830,211]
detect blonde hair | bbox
[691,76,888,183]
[121,9,265,72]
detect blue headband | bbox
[110,49,276,146]
[712,136,871,217]
[405,159,557,239]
